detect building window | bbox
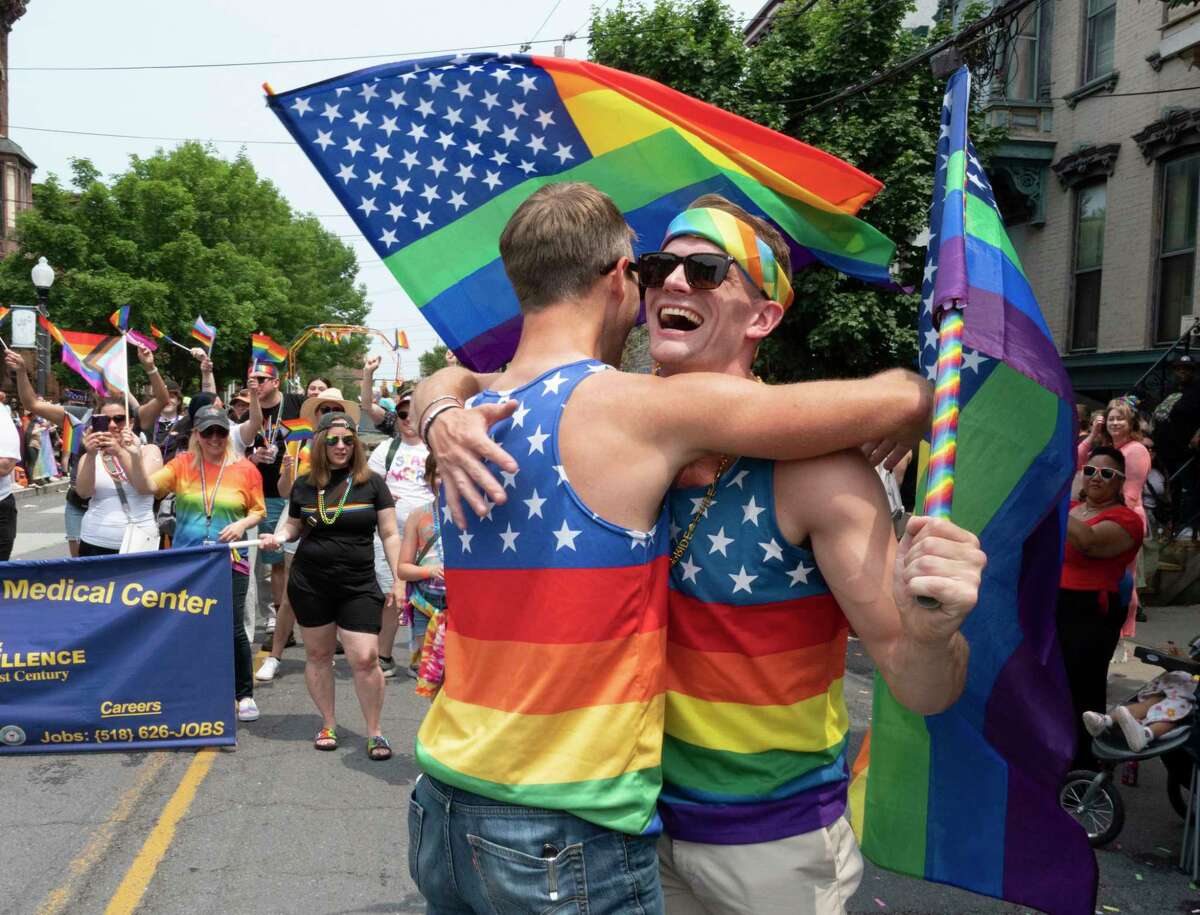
[1157,152,1199,344]
[1071,182,1106,351]
[1004,5,1040,101]
[1084,0,1117,83]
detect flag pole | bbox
[916,305,964,608]
[122,332,131,424]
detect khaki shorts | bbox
[658,817,864,915]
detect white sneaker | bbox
[1082,711,1111,737]
[237,697,260,722]
[1114,705,1148,752]
[255,657,280,682]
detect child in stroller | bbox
[1083,670,1198,751]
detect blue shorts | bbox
[64,500,85,542]
[259,497,287,565]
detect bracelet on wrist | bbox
[421,402,463,446]
[418,394,465,429]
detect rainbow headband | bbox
[662,208,795,310]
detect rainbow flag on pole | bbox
[849,68,1090,914]
[393,329,409,351]
[109,306,130,333]
[39,316,129,397]
[251,332,288,363]
[0,306,10,324]
[267,53,895,370]
[191,315,216,351]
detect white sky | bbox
[8,0,936,377]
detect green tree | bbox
[2,143,369,392]
[419,344,449,377]
[590,0,999,381]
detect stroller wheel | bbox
[1061,769,1124,847]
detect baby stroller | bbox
[1059,643,1200,847]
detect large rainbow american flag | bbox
[850,68,1091,914]
[267,52,895,370]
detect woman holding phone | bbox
[74,401,162,556]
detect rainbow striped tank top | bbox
[660,457,850,844]
[415,360,670,835]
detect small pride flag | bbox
[251,332,288,364]
[109,306,130,333]
[0,306,10,323]
[281,418,313,442]
[393,329,409,350]
[191,315,216,351]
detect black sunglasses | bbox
[199,426,229,439]
[324,434,356,447]
[600,258,638,279]
[316,405,341,415]
[635,251,747,293]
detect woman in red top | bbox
[1058,445,1145,768]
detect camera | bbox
[91,415,111,433]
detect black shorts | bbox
[287,564,385,634]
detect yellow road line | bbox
[35,752,171,915]
[103,749,218,915]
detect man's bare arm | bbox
[4,350,66,423]
[779,452,981,715]
[360,355,387,424]
[625,368,932,471]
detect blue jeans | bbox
[408,775,663,914]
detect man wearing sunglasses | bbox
[358,357,429,677]
[401,182,980,914]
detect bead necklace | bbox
[316,475,353,525]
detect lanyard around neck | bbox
[198,457,229,534]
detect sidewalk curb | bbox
[13,479,69,497]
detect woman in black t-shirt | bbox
[260,412,404,760]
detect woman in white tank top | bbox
[75,401,162,556]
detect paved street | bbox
[2,492,1200,913]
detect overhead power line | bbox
[799,0,1042,117]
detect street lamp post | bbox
[30,256,54,397]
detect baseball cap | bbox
[193,406,231,432]
[316,411,355,433]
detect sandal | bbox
[314,727,338,751]
[367,735,393,761]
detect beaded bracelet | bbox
[421,402,464,447]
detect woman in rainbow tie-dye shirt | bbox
[129,405,266,723]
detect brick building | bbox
[939,0,1200,401]
[0,0,34,258]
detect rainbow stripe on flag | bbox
[251,332,288,363]
[280,418,313,442]
[40,316,129,396]
[109,305,130,333]
[850,69,1090,914]
[191,315,216,350]
[0,306,10,324]
[61,415,80,462]
[267,53,895,370]
[393,329,409,351]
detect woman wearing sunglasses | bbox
[74,401,162,556]
[259,412,404,760]
[127,406,267,723]
[1057,445,1145,768]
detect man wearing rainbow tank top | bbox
[410,183,966,915]
[644,198,984,914]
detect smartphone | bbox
[91,415,111,433]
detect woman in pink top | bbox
[1077,398,1151,635]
